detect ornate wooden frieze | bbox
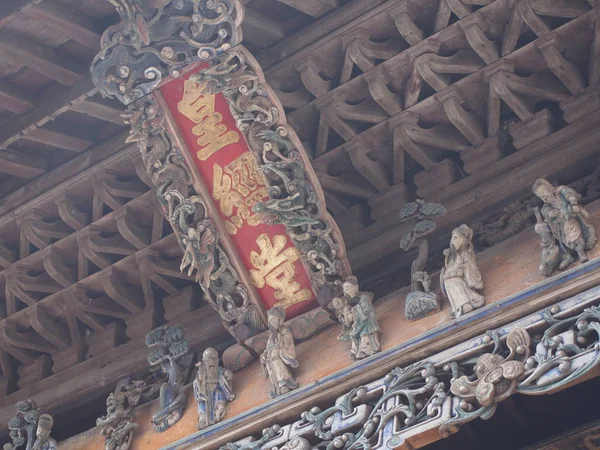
[91,0,244,105]
[216,290,600,450]
[123,95,264,338]
[91,0,353,337]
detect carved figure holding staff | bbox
[532,178,595,275]
[260,306,299,398]
[193,348,235,430]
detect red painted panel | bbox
[160,67,316,318]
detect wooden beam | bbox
[0,75,97,150]
[0,149,47,179]
[276,0,338,17]
[259,0,387,68]
[0,0,30,27]
[0,131,129,217]
[0,81,36,115]
[0,177,29,198]
[26,1,102,51]
[69,100,124,125]
[243,7,286,48]
[0,30,85,86]
[23,128,94,152]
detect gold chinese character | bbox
[177,79,239,160]
[213,153,268,235]
[250,234,312,308]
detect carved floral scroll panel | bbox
[213,285,600,450]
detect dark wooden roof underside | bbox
[0,0,600,441]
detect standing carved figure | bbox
[440,225,485,318]
[260,306,299,398]
[332,276,381,360]
[30,415,57,450]
[193,348,235,430]
[532,179,596,276]
[534,207,562,276]
[146,326,191,432]
[96,390,138,450]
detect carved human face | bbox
[533,183,554,203]
[36,426,50,441]
[268,313,282,330]
[450,231,466,251]
[343,281,358,298]
[203,354,219,373]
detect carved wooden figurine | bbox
[332,276,381,360]
[146,326,191,432]
[260,306,299,398]
[440,225,485,318]
[31,415,57,450]
[193,348,235,430]
[96,390,138,450]
[532,179,596,276]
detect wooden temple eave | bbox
[0,0,369,427]
[3,0,600,447]
[258,0,600,274]
[168,280,600,450]
[57,199,600,449]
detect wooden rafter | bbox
[0,75,96,149]
[24,1,102,51]
[69,100,124,125]
[0,0,29,27]
[0,149,47,179]
[23,127,94,153]
[275,0,338,18]
[243,8,285,48]
[0,80,36,115]
[0,30,85,86]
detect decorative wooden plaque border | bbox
[90,0,351,340]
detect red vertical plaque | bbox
[160,67,316,318]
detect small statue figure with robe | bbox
[193,348,235,430]
[332,276,381,360]
[440,225,485,318]
[31,415,57,450]
[260,306,299,398]
[532,178,596,275]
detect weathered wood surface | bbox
[59,198,600,450]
